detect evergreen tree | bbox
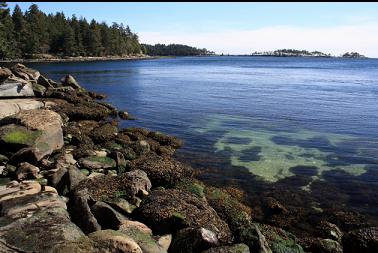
[0,3,17,58]
[24,4,49,55]
[12,4,26,56]
[88,19,103,56]
[0,3,211,60]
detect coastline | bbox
[0,63,376,253]
[0,55,163,63]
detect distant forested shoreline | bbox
[141,44,215,56]
[0,2,214,60]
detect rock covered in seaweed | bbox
[135,188,232,244]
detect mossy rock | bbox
[175,178,205,198]
[79,156,116,170]
[256,223,306,253]
[202,243,250,253]
[120,226,167,253]
[0,124,42,150]
[205,187,262,251]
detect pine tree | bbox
[0,3,17,58]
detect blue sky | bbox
[6,2,378,56]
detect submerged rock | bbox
[342,227,378,253]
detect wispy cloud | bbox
[139,22,378,57]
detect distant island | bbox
[251,49,331,57]
[341,52,366,58]
[247,49,367,58]
[141,43,215,56]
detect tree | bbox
[0,3,145,59]
[24,4,49,55]
[0,3,17,58]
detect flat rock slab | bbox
[0,181,85,252]
[0,99,56,119]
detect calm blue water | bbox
[27,56,378,226]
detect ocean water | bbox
[28,56,378,230]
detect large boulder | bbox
[135,188,232,244]
[1,109,64,163]
[342,227,378,253]
[0,181,85,252]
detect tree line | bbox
[0,2,142,59]
[141,43,214,56]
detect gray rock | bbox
[0,78,34,97]
[79,156,116,170]
[58,165,86,195]
[68,187,101,234]
[170,227,220,253]
[61,75,82,89]
[0,181,84,252]
[0,99,48,120]
[118,111,129,120]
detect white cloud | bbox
[139,22,378,57]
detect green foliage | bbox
[142,43,214,56]
[0,3,143,59]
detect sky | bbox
[6,2,378,57]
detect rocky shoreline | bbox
[0,64,376,252]
[0,55,159,64]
